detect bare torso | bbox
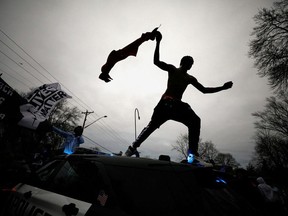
[163,67,196,100]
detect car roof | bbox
[56,153,202,170]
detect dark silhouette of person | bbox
[125,31,233,162]
[52,126,84,155]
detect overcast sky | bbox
[0,0,275,166]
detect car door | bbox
[3,183,91,216]
[1,159,92,216]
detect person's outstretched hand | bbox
[223,81,233,89]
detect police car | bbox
[1,153,257,216]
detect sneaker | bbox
[187,148,200,164]
[187,153,194,164]
[125,146,138,157]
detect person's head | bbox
[256,177,265,184]
[180,56,194,70]
[74,126,83,137]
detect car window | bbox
[37,160,63,182]
[25,160,63,187]
[47,159,105,203]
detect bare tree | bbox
[214,153,240,168]
[171,134,219,162]
[47,99,82,149]
[252,91,288,170]
[249,0,288,91]
[198,140,219,162]
[252,91,288,139]
[48,99,82,131]
[253,129,288,170]
[171,133,189,161]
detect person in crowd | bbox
[52,126,84,154]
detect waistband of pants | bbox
[161,94,180,101]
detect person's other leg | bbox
[172,101,201,156]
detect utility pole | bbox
[82,110,94,128]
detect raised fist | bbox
[223,81,233,89]
[156,31,162,42]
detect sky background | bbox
[0,0,275,167]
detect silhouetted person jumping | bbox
[125,31,233,162]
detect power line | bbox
[0,29,104,113]
[82,135,113,154]
[0,60,35,86]
[0,39,54,83]
[0,30,90,111]
[0,68,30,89]
[0,49,44,85]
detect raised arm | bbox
[191,78,233,94]
[52,126,70,138]
[153,32,174,71]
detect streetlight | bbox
[84,115,107,129]
[134,108,140,140]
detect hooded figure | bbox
[256,177,275,202]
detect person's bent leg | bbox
[133,122,158,148]
[186,115,200,164]
[188,114,201,156]
[125,121,159,157]
[174,102,201,158]
[125,99,168,157]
